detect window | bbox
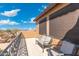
[39,17,47,24]
[39,17,47,35]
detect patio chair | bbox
[47,40,76,56]
[46,39,64,56]
[47,47,64,56]
[36,35,52,52]
[60,40,75,56]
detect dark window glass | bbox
[39,17,47,35]
[39,17,47,24]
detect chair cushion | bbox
[37,35,52,46]
[60,41,75,55]
[51,38,60,47]
[44,36,51,45]
[38,35,46,45]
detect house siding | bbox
[49,9,79,40]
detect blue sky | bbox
[0,3,49,30]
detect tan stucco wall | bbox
[36,24,39,34]
[47,16,50,35]
[21,30,39,38]
[49,9,79,40]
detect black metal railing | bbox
[0,32,28,56]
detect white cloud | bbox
[28,27,36,30]
[28,27,32,30]
[30,17,36,23]
[21,20,28,23]
[42,5,47,9]
[0,19,19,25]
[38,5,47,12]
[1,9,21,17]
[22,17,36,24]
[23,21,27,23]
[38,9,43,12]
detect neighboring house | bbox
[34,3,79,47]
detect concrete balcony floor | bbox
[25,38,48,56]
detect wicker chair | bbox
[36,35,52,52]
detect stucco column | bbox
[36,22,40,35]
[47,16,50,35]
